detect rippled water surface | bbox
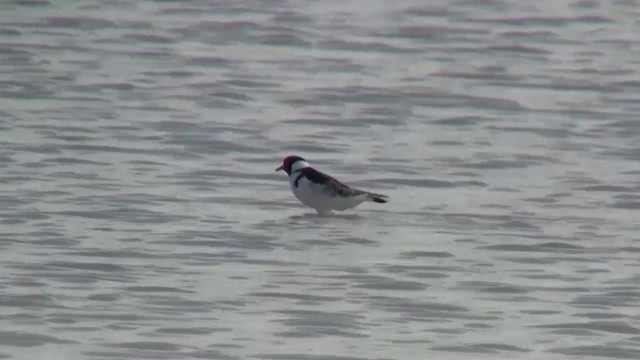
[1,0,640,359]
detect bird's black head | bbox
[275,155,306,175]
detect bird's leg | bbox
[315,208,334,216]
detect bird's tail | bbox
[366,192,389,204]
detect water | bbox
[1,0,639,359]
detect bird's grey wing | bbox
[297,168,365,198]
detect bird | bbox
[275,155,389,215]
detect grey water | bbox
[1,0,639,359]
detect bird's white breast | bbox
[289,175,328,209]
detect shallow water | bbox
[1,0,640,359]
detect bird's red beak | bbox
[275,164,284,172]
